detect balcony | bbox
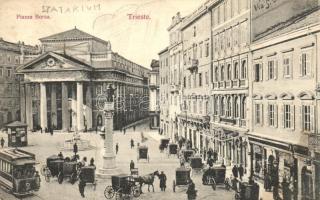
[220,117,236,124]
[186,59,199,73]
[170,84,179,93]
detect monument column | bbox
[85,83,92,130]
[77,82,84,131]
[40,82,47,130]
[61,82,70,131]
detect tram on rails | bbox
[0,148,40,197]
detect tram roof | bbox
[0,148,35,164]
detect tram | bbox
[0,148,40,197]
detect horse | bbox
[136,170,160,192]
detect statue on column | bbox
[106,85,116,102]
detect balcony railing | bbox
[220,117,236,124]
[170,84,179,93]
[186,59,199,73]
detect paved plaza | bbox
[0,123,240,200]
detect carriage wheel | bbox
[212,180,216,191]
[58,172,63,184]
[235,192,241,200]
[104,186,115,199]
[173,180,176,192]
[132,186,141,198]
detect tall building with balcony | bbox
[159,47,170,137]
[148,59,160,129]
[178,1,214,150]
[0,38,39,128]
[249,1,320,199]
[210,0,250,168]
[168,12,184,142]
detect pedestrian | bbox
[124,128,126,135]
[130,160,135,171]
[203,148,207,161]
[89,158,96,169]
[159,171,167,191]
[213,150,218,163]
[238,164,244,181]
[133,125,136,131]
[130,139,134,149]
[58,152,63,159]
[0,137,4,148]
[186,179,197,200]
[78,170,86,198]
[40,126,43,133]
[73,143,78,156]
[50,127,54,136]
[232,165,239,178]
[81,157,87,167]
[116,143,119,154]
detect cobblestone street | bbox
[0,123,237,200]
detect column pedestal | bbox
[97,102,121,178]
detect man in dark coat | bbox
[186,179,197,200]
[282,177,292,200]
[213,150,218,162]
[130,139,134,149]
[0,137,4,148]
[238,164,244,180]
[73,143,78,156]
[115,143,119,154]
[78,170,86,198]
[232,165,239,178]
[159,171,167,191]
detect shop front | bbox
[6,121,28,147]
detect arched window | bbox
[241,60,247,79]
[220,97,225,116]
[234,62,239,79]
[220,65,225,81]
[226,97,232,117]
[234,96,239,118]
[214,97,219,115]
[215,66,219,82]
[227,64,232,80]
[241,97,246,119]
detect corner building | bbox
[18,28,149,132]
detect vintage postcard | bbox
[0,0,319,199]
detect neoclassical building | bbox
[17,28,149,132]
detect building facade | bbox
[148,59,160,129]
[249,3,320,200]
[18,28,149,132]
[210,0,250,168]
[0,38,39,128]
[159,47,170,137]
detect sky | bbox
[0,0,207,68]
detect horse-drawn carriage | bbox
[137,146,149,162]
[167,143,178,157]
[104,174,140,199]
[202,166,226,190]
[159,138,170,152]
[79,166,97,190]
[173,167,191,192]
[179,149,195,166]
[235,181,260,200]
[189,156,204,173]
[41,155,78,184]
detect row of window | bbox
[183,41,210,65]
[212,0,249,27]
[183,99,209,115]
[213,96,246,119]
[0,159,12,174]
[113,56,147,77]
[0,54,20,65]
[183,71,210,88]
[254,48,313,81]
[254,103,314,132]
[213,59,247,82]
[0,67,13,78]
[213,21,248,54]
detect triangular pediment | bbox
[17,52,92,73]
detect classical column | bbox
[85,83,92,130]
[20,84,26,123]
[61,82,70,131]
[77,82,84,131]
[51,84,57,128]
[40,82,47,130]
[71,84,77,131]
[97,101,121,178]
[25,83,33,130]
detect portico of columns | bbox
[24,81,92,132]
